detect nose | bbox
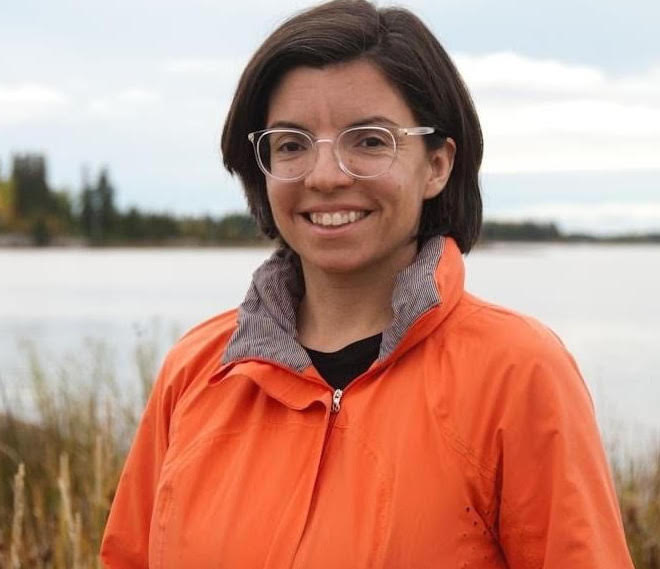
[303,139,353,192]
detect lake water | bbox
[1,244,659,450]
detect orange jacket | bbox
[101,236,633,568]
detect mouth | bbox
[303,210,370,228]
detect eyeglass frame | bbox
[247,125,445,182]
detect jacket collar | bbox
[221,235,464,374]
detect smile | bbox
[307,210,369,227]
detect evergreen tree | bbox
[79,166,117,243]
[80,166,99,241]
[12,154,51,217]
[97,167,116,237]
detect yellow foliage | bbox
[0,179,15,224]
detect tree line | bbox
[1,152,658,246]
[0,153,262,246]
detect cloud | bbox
[454,52,660,100]
[452,52,660,172]
[87,88,162,118]
[617,65,660,99]
[0,83,70,124]
[115,88,160,104]
[481,99,660,137]
[0,83,166,124]
[160,57,247,78]
[455,52,606,94]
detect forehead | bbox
[266,59,416,129]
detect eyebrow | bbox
[347,116,399,128]
[267,115,400,131]
[267,120,309,130]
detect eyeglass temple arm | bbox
[398,126,441,136]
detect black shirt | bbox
[305,333,382,391]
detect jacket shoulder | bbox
[155,309,239,398]
[448,291,570,361]
[449,291,588,411]
[431,291,593,470]
[457,291,586,398]
[176,309,239,355]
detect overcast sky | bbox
[1,0,659,234]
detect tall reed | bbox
[612,442,660,568]
[9,462,25,569]
[0,334,157,568]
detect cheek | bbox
[391,174,426,214]
[265,186,283,217]
[265,186,296,233]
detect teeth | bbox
[309,210,366,227]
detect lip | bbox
[300,204,373,214]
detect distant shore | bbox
[2,224,659,248]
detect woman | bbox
[101,1,633,567]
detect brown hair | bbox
[221,0,483,253]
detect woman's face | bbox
[265,59,455,279]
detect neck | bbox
[297,254,413,352]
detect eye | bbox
[277,140,306,153]
[358,135,387,148]
[270,132,311,155]
[342,128,394,153]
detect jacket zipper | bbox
[320,308,439,405]
[320,389,342,460]
[331,388,343,413]
[319,389,342,461]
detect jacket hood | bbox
[222,235,465,374]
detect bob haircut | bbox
[222,0,483,253]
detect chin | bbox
[299,250,372,276]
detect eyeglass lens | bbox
[257,127,397,180]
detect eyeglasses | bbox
[247,125,442,182]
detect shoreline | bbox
[1,235,659,249]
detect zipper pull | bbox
[331,388,343,413]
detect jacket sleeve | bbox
[496,340,633,568]
[100,355,178,569]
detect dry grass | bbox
[1,338,658,568]
[0,337,155,568]
[612,443,660,568]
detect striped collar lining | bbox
[223,236,445,372]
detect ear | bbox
[423,137,456,199]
